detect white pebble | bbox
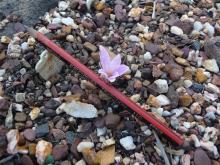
[62,17,74,26]
[97,127,107,136]
[58,1,69,11]
[0,69,6,77]
[143,52,152,63]
[119,136,136,150]
[77,141,94,152]
[19,68,26,75]
[206,83,220,93]
[170,26,184,36]
[154,79,168,93]
[193,21,203,31]
[52,18,62,24]
[203,59,219,73]
[21,42,29,52]
[129,35,140,42]
[204,22,215,37]
[156,95,170,106]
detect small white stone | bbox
[183,122,191,129]
[127,55,134,63]
[19,68,26,75]
[21,42,29,52]
[130,94,140,103]
[14,103,23,112]
[203,59,219,73]
[52,17,62,24]
[143,52,152,63]
[170,26,184,36]
[216,3,220,9]
[61,17,74,26]
[102,138,115,147]
[38,27,50,34]
[184,80,193,88]
[171,108,184,117]
[75,160,86,165]
[204,22,215,37]
[0,69,6,77]
[77,141,94,152]
[57,100,98,118]
[129,35,140,42]
[134,70,141,78]
[45,81,52,89]
[122,157,131,165]
[193,21,203,31]
[97,127,107,136]
[15,93,25,102]
[119,136,136,150]
[59,1,69,11]
[66,35,74,42]
[154,79,168,93]
[206,83,220,93]
[156,95,170,106]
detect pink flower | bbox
[98,45,129,82]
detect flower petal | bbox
[107,72,119,82]
[98,69,108,79]
[110,54,121,72]
[117,64,129,76]
[99,45,111,72]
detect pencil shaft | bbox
[36,31,184,145]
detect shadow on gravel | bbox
[0,0,59,36]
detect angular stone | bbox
[15,112,27,122]
[23,129,36,141]
[36,123,49,138]
[21,155,34,165]
[52,144,68,160]
[57,100,97,118]
[104,113,121,128]
[35,50,64,80]
[194,149,211,165]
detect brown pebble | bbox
[179,94,192,107]
[104,113,121,128]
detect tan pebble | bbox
[175,57,190,66]
[171,47,184,57]
[195,68,207,83]
[147,95,160,108]
[29,107,40,120]
[28,143,37,155]
[95,1,105,11]
[1,36,11,44]
[183,67,193,80]
[128,7,144,18]
[179,94,192,107]
[192,93,205,106]
[66,35,75,42]
[0,51,6,61]
[190,102,201,115]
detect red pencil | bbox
[26,26,184,145]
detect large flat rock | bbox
[0,0,59,36]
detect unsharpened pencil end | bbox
[25,25,37,38]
